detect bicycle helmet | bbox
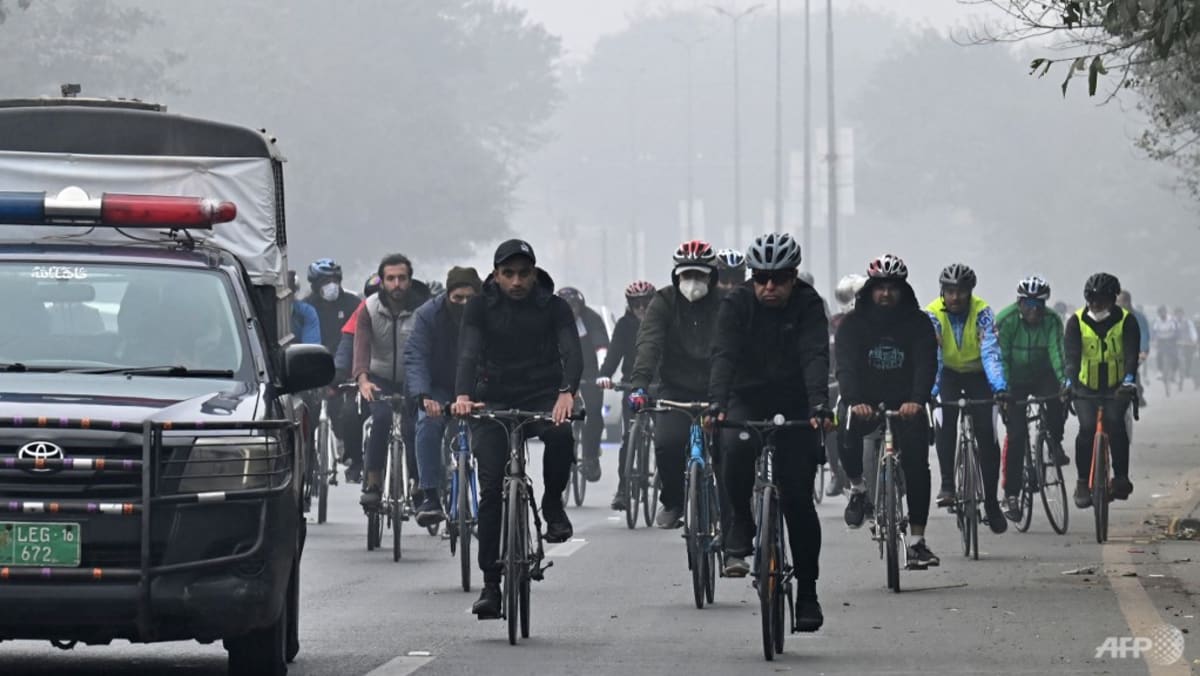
[1016,275,1051,300]
[557,287,586,306]
[307,258,342,283]
[835,274,867,305]
[672,240,717,272]
[362,273,382,298]
[1083,272,1121,301]
[715,248,746,271]
[939,262,976,290]
[746,233,802,271]
[867,254,909,281]
[625,280,655,299]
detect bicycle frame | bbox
[447,419,479,528]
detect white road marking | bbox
[545,538,588,558]
[364,655,435,676]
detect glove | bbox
[627,388,648,412]
[704,402,725,422]
[1118,382,1138,401]
[595,376,613,389]
[810,404,834,422]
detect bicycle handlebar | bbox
[463,408,586,423]
[655,399,712,413]
[931,398,998,408]
[716,416,810,431]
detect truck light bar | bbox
[0,186,237,229]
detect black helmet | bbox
[939,263,976,290]
[1084,272,1121,301]
[557,287,585,306]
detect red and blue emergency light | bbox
[0,186,236,228]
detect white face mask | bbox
[678,278,709,303]
[320,282,340,302]
[1087,308,1111,322]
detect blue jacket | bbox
[928,305,1007,396]
[404,294,461,402]
[291,301,321,344]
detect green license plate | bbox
[0,522,81,567]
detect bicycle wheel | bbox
[884,461,900,592]
[391,441,403,562]
[1092,434,1109,543]
[572,444,586,507]
[772,567,787,656]
[624,419,642,529]
[1040,437,1069,535]
[968,449,980,561]
[519,494,531,639]
[458,460,472,592]
[704,474,720,605]
[367,510,381,551]
[813,463,825,504]
[758,485,778,661]
[317,416,331,525]
[643,433,660,528]
[1016,442,1035,533]
[955,442,970,558]
[504,480,522,645]
[686,462,705,609]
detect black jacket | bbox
[455,268,583,406]
[599,311,640,383]
[1064,308,1140,392]
[709,282,830,410]
[577,305,611,380]
[630,285,721,397]
[304,289,362,354]
[835,278,937,408]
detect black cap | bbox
[494,239,536,268]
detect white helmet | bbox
[835,274,867,308]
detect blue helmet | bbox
[307,258,342,283]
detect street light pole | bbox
[670,34,710,240]
[774,0,783,233]
[825,0,838,295]
[802,0,812,267]
[712,3,764,247]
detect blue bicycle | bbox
[653,399,722,609]
[446,418,479,592]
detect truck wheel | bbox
[226,570,291,676]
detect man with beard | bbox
[353,253,431,507]
[836,254,940,567]
[404,266,483,525]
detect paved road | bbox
[3,392,1199,675]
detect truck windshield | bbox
[0,262,247,375]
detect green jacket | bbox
[996,303,1066,385]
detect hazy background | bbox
[0,0,1194,315]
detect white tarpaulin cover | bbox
[0,150,285,286]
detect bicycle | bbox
[717,415,810,661]
[443,416,479,591]
[1072,390,1138,543]
[651,399,721,609]
[1010,395,1070,535]
[849,406,911,592]
[615,384,658,529]
[362,394,411,562]
[565,417,587,508]
[934,397,995,561]
[309,383,357,524]
[465,407,584,645]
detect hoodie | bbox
[629,271,721,397]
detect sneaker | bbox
[610,489,628,512]
[543,503,574,543]
[415,496,446,528]
[655,506,683,529]
[723,555,750,577]
[472,582,502,619]
[984,501,1008,534]
[936,488,955,508]
[795,595,824,632]
[582,456,602,482]
[908,540,940,568]
[825,473,845,498]
[1111,476,1134,500]
[1074,480,1092,508]
[843,491,872,529]
[359,484,381,509]
[1050,445,1071,467]
[1003,495,1022,522]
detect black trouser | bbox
[616,406,632,487]
[936,369,1001,505]
[1073,392,1131,481]
[578,382,604,462]
[721,397,821,596]
[471,399,574,584]
[841,412,932,528]
[331,391,363,468]
[1003,379,1065,497]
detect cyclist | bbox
[404,266,483,526]
[1064,273,1140,506]
[353,253,431,508]
[1117,290,1151,406]
[715,248,746,295]
[288,271,321,344]
[926,263,1010,534]
[557,286,610,482]
[627,240,722,529]
[450,239,582,619]
[597,280,656,511]
[1176,307,1198,389]
[331,273,383,482]
[996,275,1071,522]
[826,273,867,498]
[709,232,831,631]
[837,254,939,567]
[304,258,362,355]
[1151,305,1181,392]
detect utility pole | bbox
[670,34,710,239]
[712,3,764,246]
[802,0,812,266]
[825,0,838,295]
[774,0,784,232]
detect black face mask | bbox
[447,302,466,325]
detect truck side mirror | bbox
[280,344,334,394]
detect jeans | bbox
[720,396,821,596]
[415,393,451,492]
[472,397,574,584]
[578,382,604,461]
[1073,392,1131,480]
[935,369,1001,505]
[1003,380,1065,497]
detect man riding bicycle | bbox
[1064,273,1140,507]
[353,253,431,507]
[557,286,609,482]
[926,263,1010,534]
[597,280,656,511]
[451,239,582,619]
[996,275,1071,522]
[404,266,483,526]
[826,273,867,498]
[715,248,746,296]
[627,240,722,529]
[836,254,940,568]
[709,232,831,631]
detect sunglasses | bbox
[1019,298,1046,309]
[751,270,797,286]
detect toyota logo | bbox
[17,441,64,471]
